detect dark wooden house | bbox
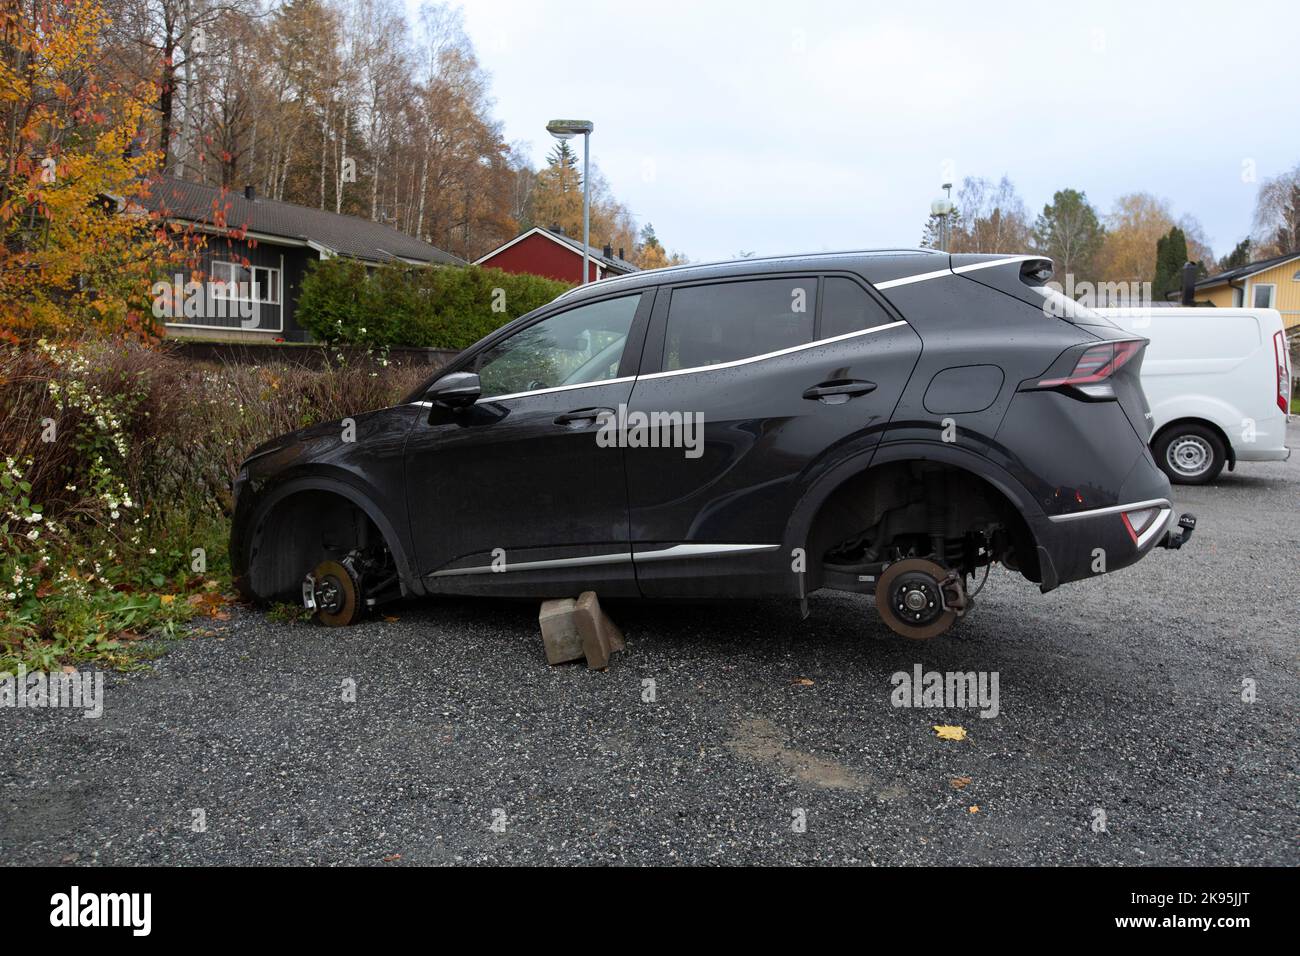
[142,178,463,342]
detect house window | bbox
[1252,284,1276,309]
[1292,269,1300,281]
[211,260,280,304]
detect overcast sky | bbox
[429,0,1297,263]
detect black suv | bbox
[231,249,1194,638]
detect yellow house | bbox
[1182,251,1300,330]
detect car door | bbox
[624,274,922,597]
[405,290,653,597]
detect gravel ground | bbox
[2,426,1297,866]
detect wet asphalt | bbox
[2,425,1296,866]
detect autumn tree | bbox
[1,0,167,337]
[948,175,1031,253]
[1094,193,1176,285]
[1251,163,1300,257]
[531,139,581,235]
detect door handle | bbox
[554,406,614,426]
[802,379,878,402]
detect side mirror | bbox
[425,371,481,408]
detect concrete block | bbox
[574,591,625,670]
[539,598,584,665]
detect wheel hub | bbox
[303,559,363,627]
[890,573,943,627]
[874,558,960,640]
[315,577,343,614]
[1168,436,1210,476]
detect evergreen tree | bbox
[1153,226,1189,300]
[1032,189,1104,283]
[1218,239,1253,273]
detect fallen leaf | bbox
[933,725,967,741]
[968,805,980,814]
[61,665,76,674]
[382,853,401,862]
[950,776,973,789]
[792,677,814,686]
[383,615,400,623]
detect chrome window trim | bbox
[639,319,908,382]
[427,542,779,578]
[1047,498,1172,523]
[408,320,908,406]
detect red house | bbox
[474,226,639,284]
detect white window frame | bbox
[165,253,285,333]
[1252,283,1276,309]
[211,260,280,305]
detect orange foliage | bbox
[0,0,174,338]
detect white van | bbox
[1096,307,1291,484]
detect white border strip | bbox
[428,542,779,578]
[872,255,1047,291]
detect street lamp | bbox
[546,119,594,284]
[930,182,955,251]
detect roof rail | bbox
[553,247,940,301]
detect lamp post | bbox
[930,182,954,251]
[546,119,594,284]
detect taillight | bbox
[1037,340,1142,388]
[1273,331,1290,414]
[1121,505,1171,548]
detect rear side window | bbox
[821,277,894,338]
[664,278,815,371]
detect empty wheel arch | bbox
[236,482,416,605]
[796,457,1043,593]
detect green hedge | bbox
[295,259,572,350]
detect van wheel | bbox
[1154,424,1225,485]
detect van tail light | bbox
[1274,331,1290,414]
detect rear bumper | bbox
[1033,497,1180,590]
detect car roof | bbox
[552,248,949,304]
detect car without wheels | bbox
[230,249,1196,639]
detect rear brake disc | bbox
[875,557,959,640]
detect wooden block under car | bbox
[538,598,584,665]
[573,590,625,670]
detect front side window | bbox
[1253,284,1276,309]
[664,278,815,372]
[821,277,895,338]
[475,294,642,398]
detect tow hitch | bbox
[1159,513,1197,550]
